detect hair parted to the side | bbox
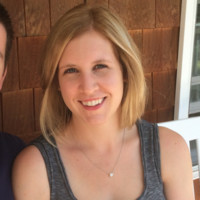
[0,3,14,68]
[40,4,146,143]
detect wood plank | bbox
[24,0,50,36]
[109,0,155,29]
[129,30,143,53]
[143,28,179,73]
[142,28,158,73]
[153,70,176,109]
[18,36,46,89]
[145,73,153,111]
[2,89,34,136]
[0,0,25,36]
[156,0,181,28]
[194,178,200,200]
[34,88,43,131]
[22,131,41,144]
[2,39,19,91]
[86,0,108,6]
[142,109,157,123]
[50,0,84,26]
[157,106,174,123]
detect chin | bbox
[84,116,107,126]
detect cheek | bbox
[60,85,74,98]
[59,79,76,102]
[59,87,76,112]
[104,72,123,91]
[113,73,124,100]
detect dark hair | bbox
[0,3,14,67]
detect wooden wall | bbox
[0,0,181,143]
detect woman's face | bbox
[58,29,124,126]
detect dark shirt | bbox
[0,132,25,200]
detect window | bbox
[175,0,198,119]
[176,0,200,178]
[189,0,200,116]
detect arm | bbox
[12,145,50,200]
[159,127,194,199]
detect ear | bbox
[0,67,7,90]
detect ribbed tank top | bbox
[32,120,166,199]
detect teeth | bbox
[82,98,104,106]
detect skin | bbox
[58,29,124,128]
[0,23,7,90]
[12,29,194,200]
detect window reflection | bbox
[192,26,200,77]
[190,85,200,102]
[190,1,200,115]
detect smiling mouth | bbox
[81,97,105,107]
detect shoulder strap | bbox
[31,136,76,200]
[152,123,162,181]
[137,120,163,185]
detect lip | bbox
[79,97,106,110]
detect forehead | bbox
[60,30,116,63]
[0,23,7,59]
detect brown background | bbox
[0,0,181,143]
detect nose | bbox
[79,73,98,94]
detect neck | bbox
[65,117,123,151]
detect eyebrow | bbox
[59,64,77,69]
[93,59,112,64]
[59,59,112,69]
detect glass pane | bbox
[190,140,198,166]
[192,28,200,76]
[192,2,200,76]
[189,2,200,116]
[189,112,200,117]
[190,84,200,102]
[197,3,200,23]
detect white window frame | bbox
[174,0,198,119]
[174,0,200,178]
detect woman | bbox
[12,4,194,200]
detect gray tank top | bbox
[32,120,166,199]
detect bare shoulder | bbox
[14,145,45,166]
[158,126,189,155]
[12,145,49,200]
[158,126,194,199]
[158,126,190,172]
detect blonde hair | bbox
[40,4,146,141]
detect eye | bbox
[93,64,108,70]
[63,68,78,74]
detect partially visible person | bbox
[0,3,25,200]
[12,4,194,200]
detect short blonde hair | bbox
[40,4,146,141]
